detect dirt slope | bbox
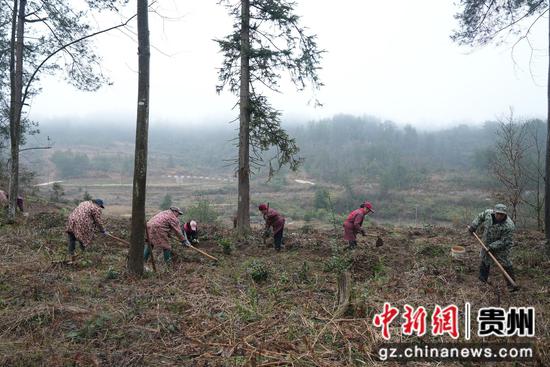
[0,204,548,366]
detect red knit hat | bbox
[258,204,268,211]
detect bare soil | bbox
[0,201,548,366]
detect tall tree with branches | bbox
[216,0,323,235]
[2,0,130,223]
[451,0,549,252]
[127,0,150,276]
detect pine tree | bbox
[216,0,323,235]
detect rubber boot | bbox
[163,249,172,263]
[346,240,357,250]
[143,245,151,262]
[479,262,490,283]
[504,266,519,292]
[68,232,76,256]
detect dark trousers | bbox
[144,245,172,263]
[67,232,84,255]
[479,261,517,288]
[274,228,284,251]
[347,240,357,249]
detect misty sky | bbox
[29,0,548,129]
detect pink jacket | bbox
[343,208,366,241]
[264,208,285,234]
[66,201,105,245]
[146,210,185,250]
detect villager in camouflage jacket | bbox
[469,208,515,267]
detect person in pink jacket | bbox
[0,189,24,212]
[0,190,7,207]
[66,199,107,257]
[145,207,190,263]
[343,201,374,249]
[259,203,285,251]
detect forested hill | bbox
[33,114,545,185]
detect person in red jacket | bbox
[259,203,285,251]
[343,201,374,249]
[183,220,199,244]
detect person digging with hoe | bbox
[468,203,519,292]
[343,201,374,250]
[66,199,108,261]
[145,206,191,264]
[259,203,285,251]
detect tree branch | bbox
[21,12,139,108]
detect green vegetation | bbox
[186,200,218,223]
[245,259,271,283]
[218,238,233,255]
[323,244,352,274]
[159,194,173,210]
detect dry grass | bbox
[0,205,548,366]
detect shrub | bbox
[50,182,64,202]
[218,238,233,255]
[323,243,351,274]
[83,191,92,201]
[159,193,172,210]
[246,259,270,283]
[186,200,218,223]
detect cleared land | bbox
[0,201,548,366]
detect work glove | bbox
[101,229,109,236]
[467,226,475,235]
[182,239,191,247]
[192,239,199,244]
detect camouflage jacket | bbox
[470,209,515,252]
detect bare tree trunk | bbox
[546,12,550,254]
[334,271,352,318]
[127,0,150,276]
[8,0,25,224]
[236,0,251,236]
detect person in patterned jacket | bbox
[468,204,518,291]
[0,189,7,207]
[144,207,190,263]
[259,204,285,251]
[343,201,374,249]
[0,189,24,212]
[66,199,107,258]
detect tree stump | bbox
[334,271,352,318]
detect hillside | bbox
[0,201,548,366]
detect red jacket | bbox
[264,208,285,234]
[343,208,366,241]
